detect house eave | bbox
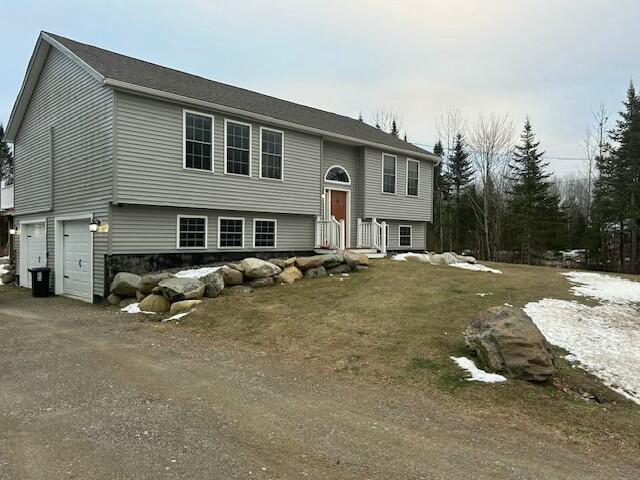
[103,78,440,163]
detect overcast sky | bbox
[2,0,639,176]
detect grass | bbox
[179,258,640,454]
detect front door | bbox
[329,190,348,246]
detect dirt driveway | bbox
[0,287,638,479]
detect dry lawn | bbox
[179,258,640,454]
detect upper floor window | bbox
[177,215,207,249]
[382,154,397,194]
[406,159,419,196]
[184,111,213,171]
[325,165,351,185]
[260,128,284,180]
[225,120,251,176]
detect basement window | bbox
[177,215,207,248]
[218,217,244,248]
[253,219,277,248]
[399,225,412,247]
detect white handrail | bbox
[316,215,345,250]
[356,217,386,255]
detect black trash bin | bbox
[28,267,51,297]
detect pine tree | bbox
[390,120,399,137]
[0,124,13,185]
[432,140,450,251]
[446,133,474,250]
[507,118,562,263]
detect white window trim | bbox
[182,109,214,173]
[252,218,278,249]
[218,216,245,249]
[259,127,284,181]
[406,158,420,197]
[224,119,252,177]
[381,153,397,195]
[176,215,208,249]
[399,224,413,248]
[324,164,351,185]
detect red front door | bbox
[330,190,348,245]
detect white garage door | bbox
[21,222,47,288]
[62,219,92,301]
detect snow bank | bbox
[562,271,640,305]
[0,264,8,286]
[450,356,507,383]
[120,303,155,315]
[174,266,222,279]
[391,252,430,262]
[449,262,502,274]
[524,299,640,404]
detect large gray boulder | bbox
[295,254,343,271]
[278,265,303,284]
[304,266,327,278]
[327,264,351,275]
[201,270,225,298]
[111,272,142,297]
[221,266,244,286]
[240,258,281,279]
[158,277,205,303]
[139,294,170,313]
[344,251,369,268]
[464,306,555,382]
[250,277,274,288]
[139,272,174,295]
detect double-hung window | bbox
[399,225,412,247]
[218,217,244,248]
[253,219,277,248]
[177,215,207,248]
[225,120,251,176]
[184,111,213,171]
[260,128,283,180]
[382,154,397,194]
[406,159,419,196]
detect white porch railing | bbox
[315,215,345,250]
[357,217,387,254]
[0,184,14,211]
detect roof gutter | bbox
[103,78,441,163]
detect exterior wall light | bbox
[9,227,17,235]
[89,216,101,233]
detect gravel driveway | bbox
[1,286,638,479]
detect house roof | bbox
[6,32,438,162]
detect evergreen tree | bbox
[446,133,474,250]
[507,118,562,263]
[390,120,399,137]
[0,124,13,185]
[431,140,451,251]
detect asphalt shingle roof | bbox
[45,32,433,158]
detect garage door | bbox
[22,222,47,288]
[62,220,91,301]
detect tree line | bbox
[422,81,640,274]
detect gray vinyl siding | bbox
[384,221,426,251]
[114,92,321,215]
[363,147,433,222]
[110,204,315,254]
[321,141,362,246]
[13,46,113,297]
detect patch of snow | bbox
[476,292,493,297]
[163,312,190,322]
[0,264,8,286]
[120,303,155,315]
[524,298,640,404]
[174,266,222,279]
[562,271,640,305]
[449,262,502,274]
[341,273,350,277]
[450,356,507,383]
[391,252,430,262]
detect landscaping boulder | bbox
[221,266,244,286]
[1,272,15,284]
[201,270,225,298]
[327,264,351,275]
[136,291,147,302]
[158,277,205,302]
[139,294,170,313]
[139,272,174,294]
[240,258,281,279]
[464,305,555,382]
[268,258,288,269]
[224,285,254,295]
[295,254,342,270]
[110,272,142,297]
[250,277,274,288]
[226,262,244,272]
[169,299,202,315]
[118,297,137,308]
[353,265,369,272]
[344,251,369,268]
[278,265,303,284]
[106,293,121,305]
[304,266,327,278]
[151,286,162,295]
